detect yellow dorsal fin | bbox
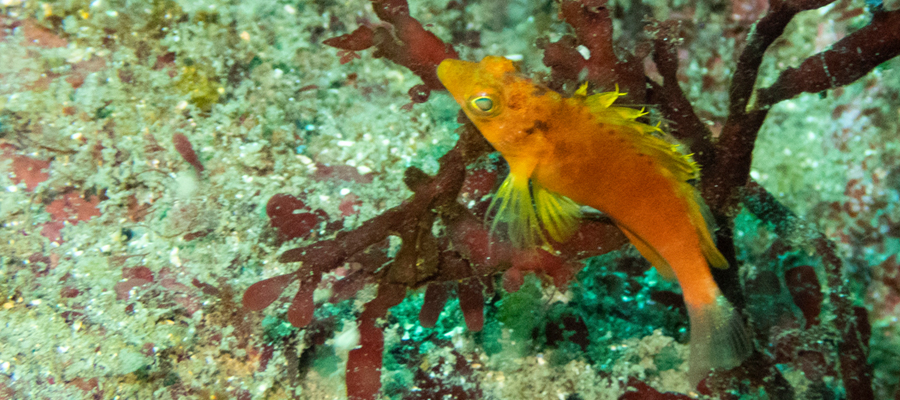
[487,173,582,248]
[576,85,699,183]
[577,83,626,110]
[628,134,699,183]
[574,82,589,97]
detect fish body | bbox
[437,56,750,386]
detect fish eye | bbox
[472,97,493,112]
[467,92,500,116]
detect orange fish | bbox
[437,56,751,386]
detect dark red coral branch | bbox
[418,282,450,328]
[286,273,319,328]
[323,0,459,103]
[647,21,717,170]
[266,194,328,242]
[743,181,874,399]
[172,133,203,173]
[756,8,900,109]
[545,0,645,96]
[242,272,298,311]
[727,0,837,118]
[457,277,485,331]
[346,283,406,400]
[784,265,824,329]
[703,0,837,214]
[558,0,617,85]
[323,25,375,52]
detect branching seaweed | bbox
[241,0,900,398]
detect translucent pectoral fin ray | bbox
[488,174,543,248]
[533,184,581,243]
[487,174,581,248]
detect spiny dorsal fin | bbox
[579,82,725,269]
[576,83,699,183]
[626,132,699,183]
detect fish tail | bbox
[686,293,752,388]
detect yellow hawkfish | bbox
[437,56,751,387]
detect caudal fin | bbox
[687,294,752,388]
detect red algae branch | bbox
[323,0,459,104]
[755,8,900,109]
[743,181,874,400]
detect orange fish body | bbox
[438,56,750,386]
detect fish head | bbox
[437,56,556,157]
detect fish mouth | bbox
[436,59,474,98]
[436,59,466,83]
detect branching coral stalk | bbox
[172,133,203,174]
[743,181,874,400]
[323,0,459,103]
[688,0,826,212]
[543,0,646,96]
[755,8,900,109]
[243,126,478,312]
[244,127,475,400]
[648,20,718,171]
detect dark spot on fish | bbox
[531,85,549,97]
[524,120,550,135]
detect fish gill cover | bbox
[0,0,899,399]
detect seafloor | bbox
[1,0,899,399]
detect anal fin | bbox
[618,225,676,281]
[691,189,729,269]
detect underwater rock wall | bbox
[1,0,899,399]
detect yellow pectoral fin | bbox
[533,184,581,243]
[617,225,676,281]
[487,173,544,248]
[486,172,582,248]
